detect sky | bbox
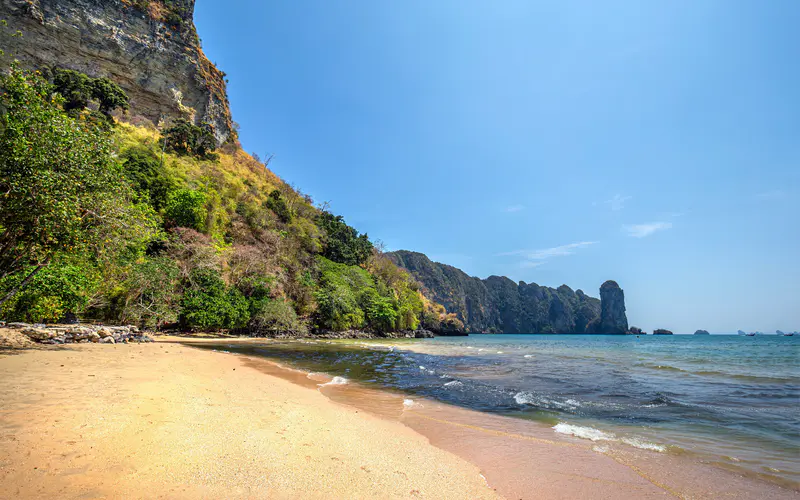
[194,1,799,334]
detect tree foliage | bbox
[51,68,129,118]
[164,188,207,231]
[265,189,292,223]
[0,66,157,308]
[317,211,373,266]
[162,119,218,160]
[121,147,173,210]
[0,66,451,335]
[179,268,249,330]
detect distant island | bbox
[694,330,710,335]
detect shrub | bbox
[0,258,100,323]
[179,268,249,330]
[117,257,181,328]
[265,189,292,223]
[121,147,173,210]
[249,299,306,336]
[165,188,207,231]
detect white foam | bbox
[554,423,666,452]
[496,351,504,354]
[514,392,580,410]
[403,399,415,408]
[319,376,348,387]
[621,437,666,452]
[553,423,615,442]
[523,354,534,358]
[443,380,463,388]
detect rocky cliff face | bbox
[388,250,628,334]
[0,0,232,144]
[594,280,628,334]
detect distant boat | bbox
[777,330,795,336]
[745,332,756,337]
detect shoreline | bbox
[1,335,796,499]
[182,337,798,499]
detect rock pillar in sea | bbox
[598,280,628,334]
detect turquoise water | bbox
[197,334,799,485]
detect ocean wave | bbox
[444,380,464,388]
[514,392,581,410]
[637,362,688,372]
[621,437,666,452]
[553,423,666,452]
[553,423,614,441]
[319,376,348,387]
[692,370,792,384]
[523,354,534,358]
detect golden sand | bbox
[0,334,796,499]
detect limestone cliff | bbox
[0,0,232,144]
[591,280,628,334]
[388,250,631,334]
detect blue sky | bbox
[195,1,799,333]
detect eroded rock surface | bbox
[0,0,232,144]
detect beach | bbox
[0,335,796,499]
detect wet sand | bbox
[0,336,796,499]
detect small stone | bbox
[100,336,116,344]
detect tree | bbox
[121,147,173,210]
[0,66,157,308]
[161,119,218,160]
[51,68,93,113]
[92,77,129,117]
[316,211,373,266]
[179,268,249,330]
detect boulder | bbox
[628,326,644,335]
[21,327,57,341]
[100,336,116,344]
[96,327,114,338]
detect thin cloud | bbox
[754,190,786,201]
[505,204,525,213]
[605,194,632,211]
[499,242,597,268]
[520,261,546,269]
[624,222,672,238]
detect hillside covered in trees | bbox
[0,59,455,336]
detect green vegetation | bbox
[52,68,129,118]
[161,119,218,160]
[0,64,456,335]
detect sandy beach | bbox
[0,334,796,499]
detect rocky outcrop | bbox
[653,329,674,335]
[593,280,628,334]
[694,329,710,335]
[388,250,623,334]
[628,326,645,335]
[3,322,152,344]
[0,0,232,144]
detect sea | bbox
[195,334,799,487]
